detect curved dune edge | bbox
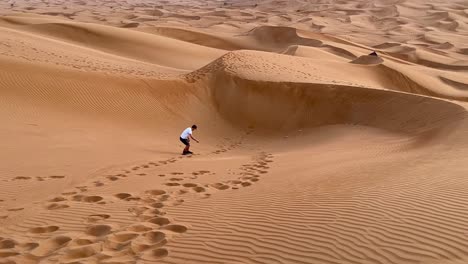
[0,16,225,71]
[440,76,468,91]
[245,25,323,47]
[372,43,468,71]
[2,15,466,103]
[183,52,467,135]
[1,50,465,141]
[282,45,352,62]
[0,37,465,136]
[138,26,245,50]
[375,63,468,101]
[202,70,466,134]
[141,25,325,52]
[187,50,468,102]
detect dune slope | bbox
[1,2,468,264]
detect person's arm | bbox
[190,134,199,143]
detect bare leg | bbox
[183,144,190,153]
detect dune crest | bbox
[2,1,468,263]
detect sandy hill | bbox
[1,1,468,264]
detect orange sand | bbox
[1,0,468,263]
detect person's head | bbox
[192,125,197,131]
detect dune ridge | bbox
[1,1,468,264]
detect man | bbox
[180,125,199,155]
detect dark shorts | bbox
[180,137,190,146]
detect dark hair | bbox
[192,125,197,129]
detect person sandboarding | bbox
[180,125,199,155]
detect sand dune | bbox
[0,15,225,71]
[1,1,468,264]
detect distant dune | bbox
[1,1,468,264]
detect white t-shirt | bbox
[180,127,192,139]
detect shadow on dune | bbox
[185,52,467,138]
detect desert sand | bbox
[1,0,468,263]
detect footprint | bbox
[46,203,70,210]
[171,199,184,206]
[0,239,16,249]
[150,202,164,209]
[130,196,143,202]
[48,197,66,202]
[7,208,24,212]
[21,242,39,250]
[158,174,165,177]
[147,217,170,226]
[130,242,155,254]
[106,176,119,181]
[177,189,189,195]
[137,173,147,176]
[114,193,132,200]
[86,224,112,237]
[76,186,88,192]
[170,172,183,175]
[0,251,19,257]
[145,190,166,196]
[241,182,252,187]
[143,231,166,244]
[30,235,72,257]
[49,175,65,179]
[169,178,183,181]
[182,183,197,188]
[29,226,59,234]
[127,224,153,233]
[13,176,31,180]
[73,195,103,203]
[141,248,169,260]
[161,224,187,233]
[64,244,98,259]
[144,208,164,216]
[86,214,110,223]
[109,231,139,243]
[62,192,77,196]
[193,187,206,193]
[211,183,229,190]
[94,181,105,187]
[158,195,170,202]
[164,183,180,187]
[128,206,150,216]
[73,238,94,246]
[71,195,85,201]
